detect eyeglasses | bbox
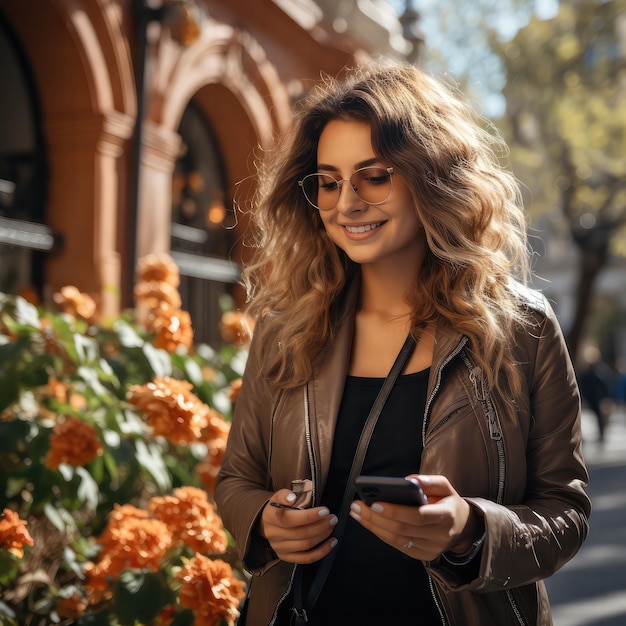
[298,166,394,211]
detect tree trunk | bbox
[566,234,609,362]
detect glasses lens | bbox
[350,167,393,205]
[301,174,340,210]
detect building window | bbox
[170,100,239,346]
[0,11,49,299]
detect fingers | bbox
[350,500,441,559]
[406,474,454,501]
[278,536,338,565]
[261,496,339,564]
[349,474,473,560]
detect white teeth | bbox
[344,222,384,234]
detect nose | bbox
[335,179,364,212]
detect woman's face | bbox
[315,118,425,271]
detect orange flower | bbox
[85,504,173,591]
[134,280,182,310]
[219,311,254,347]
[45,416,103,470]
[196,412,230,496]
[53,286,96,321]
[155,605,177,626]
[48,377,68,403]
[200,409,230,446]
[176,555,245,626]
[56,591,87,618]
[150,486,227,555]
[195,460,221,498]
[127,377,210,444]
[0,508,34,558]
[136,253,180,288]
[228,378,243,402]
[147,307,194,353]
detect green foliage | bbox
[0,293,247,626]
[497,0,626,234]
[493,0,626,356]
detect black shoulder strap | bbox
[291,333,417,624]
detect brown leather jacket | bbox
[215,284,590,626]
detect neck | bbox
[358,264,416,320]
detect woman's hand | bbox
[349,475,484,561]
[259,489,339,564]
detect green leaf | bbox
[183,357,203,386]
[114,320,145,348]
[77,365,107,396]
[142,343,172,377]
[102,450,120,483]
[75,467,100,511]
[12,296,41,328]
[43,502,66,533]
[0,551,19,587]
[43,503,77,534]
[62,547,85,579]
[113,570,169,625]
[134,439,171,492]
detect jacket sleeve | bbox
[214,329,280,574]
[429,299,591,592]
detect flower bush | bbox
[0,254,252,626]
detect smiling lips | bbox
[344,221,385,234]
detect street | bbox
[546,407,626,626]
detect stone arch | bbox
[134,22,292,268]
[156,25,291,145]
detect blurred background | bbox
[0,0,625,624]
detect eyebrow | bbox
[317,157,382,172]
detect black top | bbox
[277,369,442,625]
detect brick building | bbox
[0,0,419,343]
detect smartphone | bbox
[355,475,428,507]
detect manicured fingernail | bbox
[329,515,338,526]
[331,538,338,548]
[349,511,361,522]
[318,507,330,517]
[371,503,384,513]
[350,502,361,515]
[286,492,296,503]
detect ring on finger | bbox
[403,538,415,549]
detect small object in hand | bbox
[269,479,313,509]
[290,479,312,508]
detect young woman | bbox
[215,63,590,626]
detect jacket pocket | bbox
[427,397,473,437]
[505,584,540,626]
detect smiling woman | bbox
[312,118,424,273]
[215,62,590,626]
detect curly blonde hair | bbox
[243,63,531,397]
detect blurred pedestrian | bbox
[578,345,614,443]
[613,356,626,407]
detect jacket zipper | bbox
[423,336,468,626]
[462,354,526,626]
[422,336,468,447]
[303,384,317,505]
[269,387,315,626]
[463,356,505,504]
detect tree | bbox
[495,0,626,359]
